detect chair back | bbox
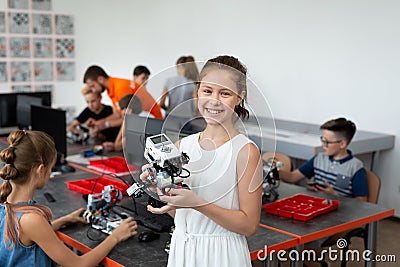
[262,152,292,172]
[366,170,381,204]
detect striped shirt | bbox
[299,151,368,197]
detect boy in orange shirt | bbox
[83,65,163,131]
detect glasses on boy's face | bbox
[320,136,342,147]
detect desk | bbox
[33,145,297,266]
[35,165,171,267]
[2,139,393,266]
[260,182,394,267]
[248,226,298,266]
[244,117,395,170]
[37,163,301,266]
[0,138,298,266]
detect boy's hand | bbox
[85,118,96,127]
[69,127,80,135]
[307,181,319,192]
[102,142,115,151]
[89,127,99,135]
[315,181,339,196]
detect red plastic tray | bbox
[263,194,340,221]
[65,177,129,196]
[89,156,139,174]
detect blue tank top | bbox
[0,200,56,267]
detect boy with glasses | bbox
[279,117,368,201]
[279,118,369,266]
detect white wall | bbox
[45,0,400,215]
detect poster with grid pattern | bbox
[1,0,75,93]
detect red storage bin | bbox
[278,205,298,218]
[65,177,130,196]
[263,194,340,221]
[293,210,317,221]
[264,202,280,215]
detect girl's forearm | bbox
[51,215,69,231]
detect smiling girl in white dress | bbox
[141,55,263,267]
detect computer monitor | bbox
[162,115,206,143]
[0,93,18,133]
[0,91,52,135]
[16,95,43,129]
[124,114,205,167]
[30,105,68,168]
[20,91,52,106]
[124,114,164,168]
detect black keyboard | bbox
[134,202,174,233]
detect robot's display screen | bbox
[150,135,169,144]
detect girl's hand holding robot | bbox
[139,164,206,214]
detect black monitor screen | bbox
[0,91,51,132]
[162,115,206,143]
[20,91,51,107]
[16,95,42,129]
[0,93,17,128]
[124,114,163,167]
[31,105,67,162]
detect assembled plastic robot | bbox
[82,185,125,234]
[262,157,283,203]
[127,133,190,198]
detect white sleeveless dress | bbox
[167,132,253,267]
